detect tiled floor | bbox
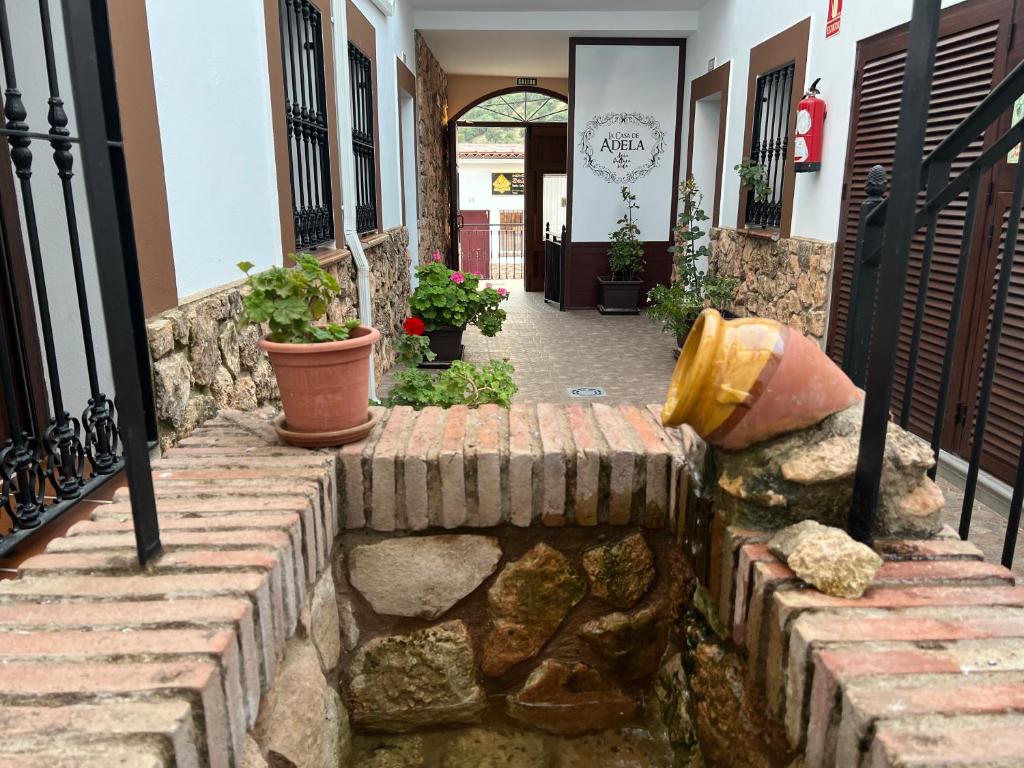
[405,282,1024,575]
[461,280,679,405]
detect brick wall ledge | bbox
[0,405,1018,768]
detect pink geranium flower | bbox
[450,272,465,284]
[432,251,443,262]
[497,287,509,297]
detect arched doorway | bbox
[449,88,568,292]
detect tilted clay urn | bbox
[661,309,861,450]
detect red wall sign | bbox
[826,0,842,38]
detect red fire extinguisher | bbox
[794,78,826,172]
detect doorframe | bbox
[686,61,730,228]
[446,86,569,269]
[524,123,569,293]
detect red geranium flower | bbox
[403,316,426,336]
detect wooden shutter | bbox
[827,0,1010,451]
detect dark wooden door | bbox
[524,124,568,292]
[827,0,1023,481]
[459,209,491,278]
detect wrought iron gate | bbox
[0,0,159,565]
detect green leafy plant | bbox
[647,178,737,338]
[734,158,771,203]
[237,255,360,344]
[409,253,510,336]
[607,186,645,281]
[382,325,517,409]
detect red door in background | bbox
[459,209,491,278]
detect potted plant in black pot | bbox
[647,178,737,357]
[408,252,510,366]
[598,186,645,315]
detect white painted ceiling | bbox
[418,30,571,77]
[410,0,708,9]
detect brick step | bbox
[868,714,1024,768]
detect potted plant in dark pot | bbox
[598,186,646,315]
[237,255,380,448]
[408,252,509,366]
[648,178,737,357]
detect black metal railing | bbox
[280,0,334,250]
[0,0,159,565]
[744,61,794,229]
[544,222,565,305]
[348,42,377,235]
[846,0,1024,567]
[458,221,524,280]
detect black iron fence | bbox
[0,0,159,565]
[458,221,524,280]
[280,0,334,250]
[846,0,1024,567]
[544,223,565,306]
[348,42,377,235]
[744,61,794,229]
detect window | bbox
[460,91,568,124]
[743,62,795,229]
[349,42,378,234]
[279,0,335,249]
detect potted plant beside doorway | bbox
[598,186,646,315]
[237,255,380,448]
[409,251,510,366]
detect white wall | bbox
[349,0,417,231]
[690,95,721,267]
[680,0,970,243]
[458,158,525,223]
[146,0,283,299]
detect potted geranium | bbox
[237,255,380,448]
[598,186,645,315]
[647,178,737,357]
[409,252,509,365]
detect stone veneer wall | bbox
[708,227,835,345]
[146,227,410,448]
[415,32,450,262]
[1,405,1020,768]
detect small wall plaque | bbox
[516,77,539,86]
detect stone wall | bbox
[146,227,410,449]
[3,406,1020,768]
[708,227,835,345]
[415,32,450,263]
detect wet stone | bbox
[777,524,883,599]
[481,543,586,677]
[579,602,671,680]
[653,652,703,767]
[506,659,637,736]
[348,620,487,733]
[351,735,425,768]
[441,728,547,768]
[582,533,656,609]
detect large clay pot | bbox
[260,325,381,447]
[661,309,861,450]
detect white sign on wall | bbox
[570,44,681,243]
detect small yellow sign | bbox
[492,174,512,194]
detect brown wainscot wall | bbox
[146,226,411,449]
[708,227,835,345]
[415,31,451,262]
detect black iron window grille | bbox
[744,62,795,229]
[0,0,159,564]
[348,42,377,235]
[280,0,334,250]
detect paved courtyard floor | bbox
[461,280,679,405]
[394,281,1023,575]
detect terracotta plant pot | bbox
[259,325,381,447]
[661,309,861,450]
